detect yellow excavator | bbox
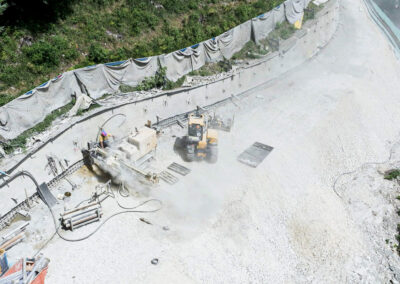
[185,113,218,163]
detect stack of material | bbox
[0,222,29,252]
[0,255,49,284]
[61,202,103,231]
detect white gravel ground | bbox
[3,0,400,282]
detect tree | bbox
[0,0,75,31]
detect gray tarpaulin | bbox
[251,4,285,44]
[74,64,120,99]
[191,44,206,71]
[285,0,309,24]
[160,44,206,82]
[273,4,286,25]
[218,20,252,59]
[0,71,80,140]
[252,11,275,43]
[121,57,159,87]
[160,49,192,82]
[68,93,93,117]
[203,38,224,63]
[104,60,129,89]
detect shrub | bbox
[88,43,108,63]
[164,75,185,90]
[23,40,61,68]
[0,93,14,107]
[384,169,400,180]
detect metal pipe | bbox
[70,209,102,224]
[0,233,24,250]
[0,171,40,191]
[67,206,101,220]
[121,161,148,177]
[1,222,29,240]
[72,218,101,230]
[62,202,100,217]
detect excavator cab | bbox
[185,113,218,163]
[187,114,205,142]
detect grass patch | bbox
[271,21,296,41]
[0,93,15,107]
[164,76,186,90]
[119,67,166,92]
[303,2,324,23]
[231,41,269,60]
[3,100,75,154]
[396,196,400,201]
[189,59,232,77]
[384,169,400,180]
[119,84,137,93]
[119,67,187,92]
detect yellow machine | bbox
[185,113,218,163]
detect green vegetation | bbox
[164,76,186,90]
[232,41,269,60]
[189,59,232,76]
[3,100,75,153]
[119,67,186,92]
[269,21,296,41]
[384,169,400,180]
[396,196,400,201]
[0,0,286,104]
[303,2,324,22]
[0,93,14,107]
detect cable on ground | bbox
[332,138,400,197]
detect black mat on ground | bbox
[237,142,274,168]
[37,182,58,208]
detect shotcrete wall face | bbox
[0,0,339,216]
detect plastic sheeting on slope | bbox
[159,44,206,82]
[203,38,224,63]
[252,12,275,43]
[273,4,286,25]
[74,64,121,99]
[68,93,93,117]
[251,5,286,44]
[0,71,81,140]
[285,0,312,24]
[121,57,159,87]
[218,20,252,59]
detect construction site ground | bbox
[3,0,400,282]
